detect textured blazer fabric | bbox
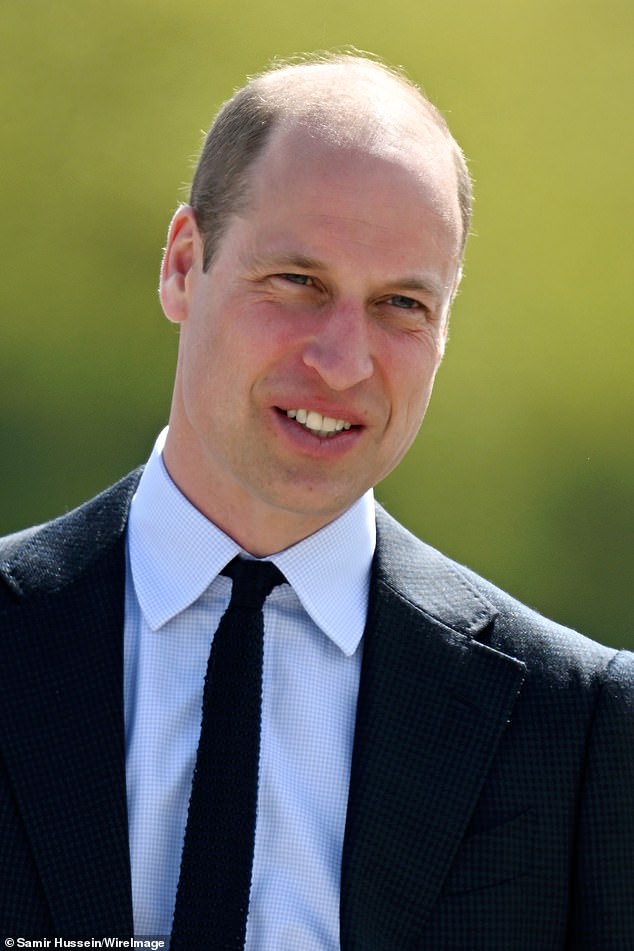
[1,471,633,948]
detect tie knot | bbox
[222,557,285,611]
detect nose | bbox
[301,302,374,391]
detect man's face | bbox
[162,123,463,549]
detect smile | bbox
[285,408,353,438]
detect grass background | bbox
[1,0,632,648]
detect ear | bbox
[159,205,202,324]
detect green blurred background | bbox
[2,0,632,648]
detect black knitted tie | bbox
[170,557,285,950]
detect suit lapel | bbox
[0,472,140,935]
[341,508,526,950]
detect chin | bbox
[264,486,360,522]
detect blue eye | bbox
[282,273,313,286]
[387,295,420,309]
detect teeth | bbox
[306,410,324,431]
[285,408,353,436]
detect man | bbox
[0,53,632,949]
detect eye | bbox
[280,273,315,286]
[386,294,422,310]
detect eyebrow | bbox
[390,275,447,300]
[243,251,447,301]
[242,251,327,273]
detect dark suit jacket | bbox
[1,471,633,949]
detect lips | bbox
[284,408,353,438]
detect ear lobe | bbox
[159,205,201,324]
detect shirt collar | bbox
[128,429,375,656]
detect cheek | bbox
[179,324,233,424]
[384,333,442,394]
[183,318,285,421]
[383,344,442,435]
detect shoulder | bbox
[0,468,143,606]
[374,503,634,695]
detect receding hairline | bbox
[247,55,458,155]
[189,52,473,268]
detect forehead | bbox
[244,120,463,262]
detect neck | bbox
[162,441,349,558]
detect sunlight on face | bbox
[163,121,462,551]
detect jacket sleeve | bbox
[569,649,634,949]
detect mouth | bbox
[282,408,354,439]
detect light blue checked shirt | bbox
[124,429,374,947]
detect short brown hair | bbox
[190,53,472,270]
